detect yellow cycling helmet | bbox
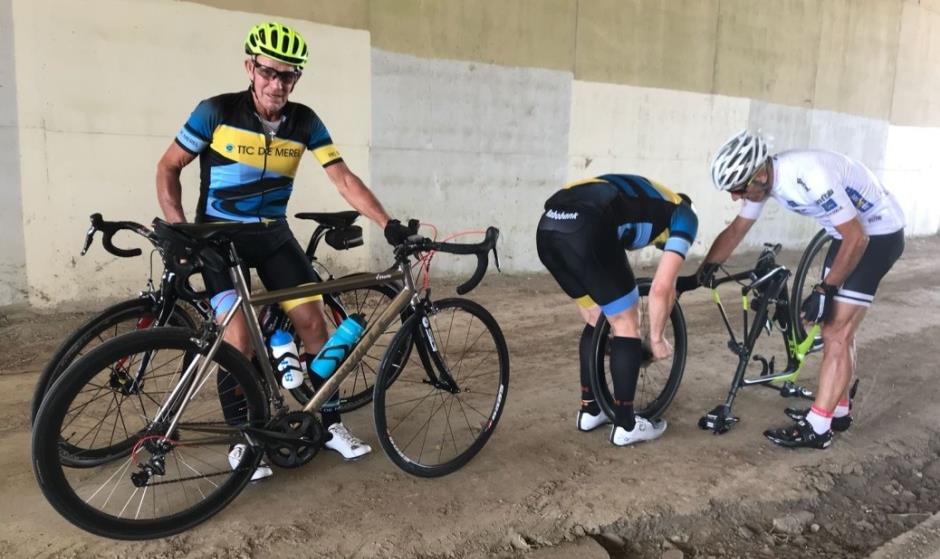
[244,22,308,69]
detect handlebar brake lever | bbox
[81,213,104,256]
[81,226,97,256]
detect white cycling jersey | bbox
[739,150,905,239]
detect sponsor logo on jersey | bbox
[846,187,874,212]
[787,200,800,208]
[797,178,810,192]
[546,210,579,220]
[815,188,835,205]
[821,199,838,212]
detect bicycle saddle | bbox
[294,211,360,228]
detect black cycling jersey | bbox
[536,175,698,315]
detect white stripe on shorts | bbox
[835,288,873,307]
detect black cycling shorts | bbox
[202,220,321,312]
[536,193,638,316]
[824,228,904,307]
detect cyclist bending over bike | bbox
[156,22,413,478]
[699,130,905,449]
[536,174,698,446]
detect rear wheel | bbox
[374,298,509,477]
[591,279,687,421]
[791,230,833,349]
[32,328,267,540]
[31,297,200,425]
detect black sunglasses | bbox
[252,59,302,85]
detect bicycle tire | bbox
[590,279,687,421]
[31,297,199,424]
[32,328,267,540]
[790,229,833,346]
[287,281,411,413]
[373,298,509,478]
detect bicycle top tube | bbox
[150,218,500,307]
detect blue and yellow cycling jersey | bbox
[557,174,698,258]
[175,89,343,222]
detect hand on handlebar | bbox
[697,262,721,289]
[384,219,413,246]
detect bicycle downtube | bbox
[302,283,414,414]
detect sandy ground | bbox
[1,237,939,558]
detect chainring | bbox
[264,411,325,469]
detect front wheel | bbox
[791,229,833,348]
[373,298,509,478]
[32,328,268,540]
[591,279,687,421]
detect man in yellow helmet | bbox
[156,22,413,478]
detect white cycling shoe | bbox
[609,417,667,447]
[228,443,273,481]
[325,422,372,461]
[577,409,612,432]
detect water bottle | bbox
[311,314,366,379]
[270,329,304,389]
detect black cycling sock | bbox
[217,370,248,426]
[578,324,600,415]
[610,336,642,430]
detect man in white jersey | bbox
[697,130,905,449]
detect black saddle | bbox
[294,211,360,228]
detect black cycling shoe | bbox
[784,407,853,432]
[764,419,833,449]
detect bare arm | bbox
[648,251,684,359]
[824,218,869,287]
[698,215,757,269]
[324,161,391,228]
[156,142,197,223]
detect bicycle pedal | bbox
[698,407,739,435]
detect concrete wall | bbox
[3,0,940,307]
[0,0,26,305]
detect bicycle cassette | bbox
[265,411,325,469]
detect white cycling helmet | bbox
[710,129,769,191]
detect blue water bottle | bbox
[311,314,366,379]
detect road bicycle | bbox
[30,211,400,425]
[32,218,509,539]
[590,242,828,434]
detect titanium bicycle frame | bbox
[154,245,420,437]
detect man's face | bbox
[245,55,302,114]
[730,164,771,203]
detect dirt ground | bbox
[1,237,939,559]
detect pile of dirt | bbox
[589,438,940,558]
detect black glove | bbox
[675,274,700,293]
[801,282,838,324]
[384,218,411,246]
[697,262,721,289]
